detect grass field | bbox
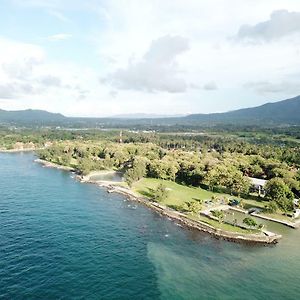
[242,198,268,209]
[132,178,259,234]
[189,214,259,234]
[133,178,226,207]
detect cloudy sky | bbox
[1,0,300,116]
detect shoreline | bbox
[0,148,38,153]
[34,158,282,245]
[89,180,281,245]
[82,170,123,181]
[34,158,76,171]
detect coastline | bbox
[82,170,122,181]
[34,158,76,171]
[0,148,38,153]
[88,180,281,245]
[34,158,282,245]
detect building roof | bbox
[248,177,267,187]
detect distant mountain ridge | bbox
[0,109,65,124]
[0,95,300,126]
[110,113,186,119]
[184,95,300,124]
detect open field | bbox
[133,178,218,206]
[132,178,296,227]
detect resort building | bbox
[248,177,267,196]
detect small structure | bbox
[293,208,300,219]
[44,141,53,148]
[119,130,123,143]
[229,199,240,206]
[248,177,267,196]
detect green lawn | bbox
[242,198,268,210]
[133,178,225,207]
[260,212,294,222]
[131,177,295,230]
[189,214,259,234]
[242,199,294,222]
[132,178,260,234]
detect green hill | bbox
[184,95,300,125]
[1,95,300,127]
[0,109,66,125]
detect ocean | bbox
[0,153,299,299]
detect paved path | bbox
[251,212,299,228]
[201,204,230,215]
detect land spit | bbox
[35,159,282,245]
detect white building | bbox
[248,177,267,196]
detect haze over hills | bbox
[0,109,66,124]
[110,113,187,119]
[0,95,300,127]
[185,95,300,124]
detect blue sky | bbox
[0,0,300,116]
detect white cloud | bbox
[106,35,189,93]
[236,9,300,42]
[203,81,218,91]
[47,10,71,23]
[38,75,62,87]
[47,33,72,41]
[0,38,105,115]
[4,0,300,116]
[244,80,300,96]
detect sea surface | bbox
[0,153,299,300]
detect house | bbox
[248,177,267,196]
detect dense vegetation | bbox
[1,125,299,213]
[35,135,299,213]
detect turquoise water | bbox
[0,153,299,299]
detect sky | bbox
[1,0,300,117]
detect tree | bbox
[211,210,224,223]
[153,184,169,202]
[132,156,148,179]
[204,163,249,195]
[77,157,93,175]
[264,201,278,213]
[185,201,202,214]
[265,178,293,201]
[124,157,148,187]
[258,223,264,231]
[265,178,294,212]
[229,174,251,196]
[148,157,179,181]
[124,168,136,187]
[243,217,257,228]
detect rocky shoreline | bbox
[93,181,281,245]
[35,159,282,245]
[34,159,76,171]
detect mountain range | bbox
[1,95,299,127]
[0,109,65,125]
[184,95,300,124]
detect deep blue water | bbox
[0,153,300,299]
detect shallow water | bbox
[0,153,299,299]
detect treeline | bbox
[38,140,300,209]
[1,126,300,166]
